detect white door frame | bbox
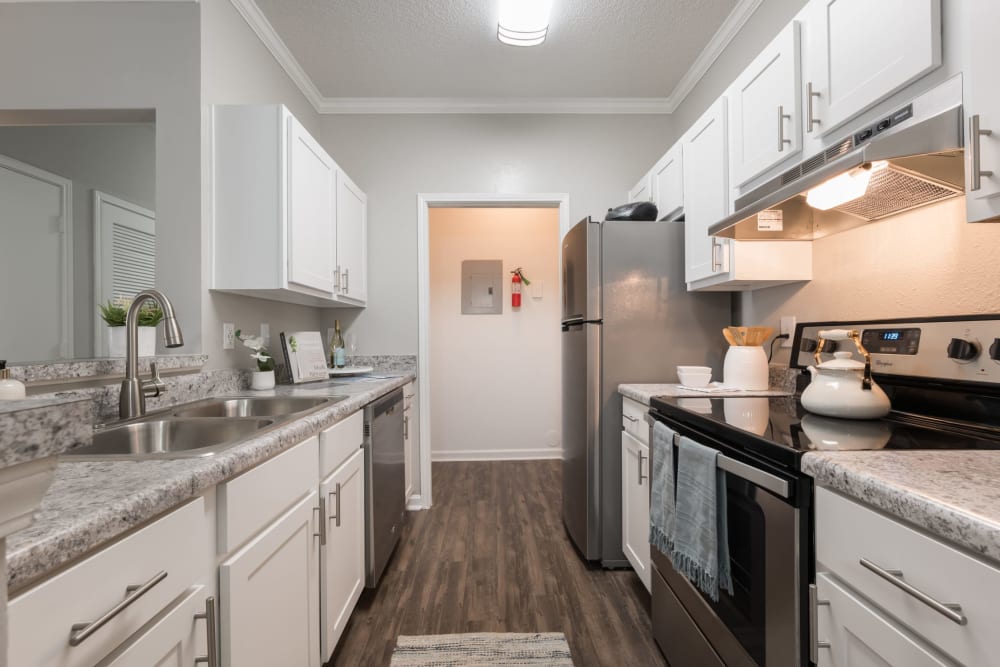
[415,193,571,509]
[0,152,74,358]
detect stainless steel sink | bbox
[169,396,339,419]
[70,418,274,459]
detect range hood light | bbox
[498,0,552,46]
[806,163,879,211]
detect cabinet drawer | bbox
[319,411,363,478]
[8,499,206,667]
[218,436,318,553]
[816,488,1000,666]
[622,396,649,444]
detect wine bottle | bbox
[333,320,346,368]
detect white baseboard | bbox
[406,494,427,511]
[431,448,563,462]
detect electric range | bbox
[647,314,1000,667]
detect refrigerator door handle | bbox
[561,317,603,331]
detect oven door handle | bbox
[646,414,791,499]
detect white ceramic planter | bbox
[251,370,275,390]
[107,326,155,357]
[722,345,768,390]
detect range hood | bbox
[710,77,966,240]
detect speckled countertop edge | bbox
[618,383,792,405]
[6,373,414,591]
[802,451,1000,565]
[0,397,93,468]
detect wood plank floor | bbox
[329,460,668,666]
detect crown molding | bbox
[317,97,672,115]
[231,0,763,116]
[662,0,764,113]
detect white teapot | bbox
[801,329,890,420]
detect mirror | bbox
[0,110,156,362]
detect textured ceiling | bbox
[252,0,739,99]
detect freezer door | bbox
[562,217,602,322]
[561,320,602,559]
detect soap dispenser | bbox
[0,360,26,399]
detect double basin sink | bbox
[67,396,346,460]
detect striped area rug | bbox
[390,632,574,666]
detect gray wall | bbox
[319,113,675,354]
[0,124,155,356]
[0,1,202,358]
[200,0,328,369]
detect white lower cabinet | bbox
[319,449,366,659]
[98,586,212,667]
[815,573,954,667]
[220,490,321,667]
[621,430,650,592]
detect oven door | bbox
[649,412,810,667]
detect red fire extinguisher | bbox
[511,268,530,308]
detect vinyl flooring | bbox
[329,460,668,667]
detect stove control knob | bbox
[990,338,1000,361]
[947,337,979,362]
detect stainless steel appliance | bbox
[560,216,730,565]
[364,388,405,587]
[648,314,1000,666]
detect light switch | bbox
[531,280,544,300]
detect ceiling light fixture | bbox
[498,0,553,47]
[806,161,888,211]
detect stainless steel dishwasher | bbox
[363,387,405,588]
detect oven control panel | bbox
[792,316,1000,384]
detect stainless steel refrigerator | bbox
[561,216,730,565]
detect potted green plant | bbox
[236,329,276,390]
[98,298,164,357]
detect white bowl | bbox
[677,367,712,387]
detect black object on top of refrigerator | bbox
[560,216,730,565]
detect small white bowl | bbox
[677,366,712,387]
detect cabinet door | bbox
[319,449,365,661]
[803,0,941,136]
[287,114,336,295]
[964,0,1000,221]
[651,146,683,221]
[729,21,801,187]
[628,173,651,203]
[336,170,367,303]
[815,573,955,667]
[621,431,651,592]
[220,491,320,667]
[99,587,210,667]
[683,98,730,285]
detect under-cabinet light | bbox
[498,0,552,47]
[806,161,888,211]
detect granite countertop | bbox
[0,397,93,468]
[618,383,792,405]
[803,451,1000,565]
[6,373,414,592]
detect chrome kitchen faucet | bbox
[119,289,184,419]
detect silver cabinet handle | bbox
[403,415,409,439]
[313,501,326,545]
[806,82,821,132]
[622,414,638,423]
[710,238,725,273]
[194,596,219,667]
[68,570,168,646]
[778,105,792,152]
[859,558,968,626]
[328,483,342,528]
[971,114,994,192]
[808,583,831,663]
[637,450,647,485]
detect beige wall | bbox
[429,208,561,459]
[320,113,675,354]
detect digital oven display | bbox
[861,328,921,355]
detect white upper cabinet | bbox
[962,0,1000,222]
[683,98,731,285]
[288,114,337,295]
[628,172,652,203]
[729,21,802,187]
[212,105,368,308]
[801,0,942,138]
[651,145,683,221]
[335,170,368,304]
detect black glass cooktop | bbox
[650,395,1000,472]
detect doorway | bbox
[415,194,570,508]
